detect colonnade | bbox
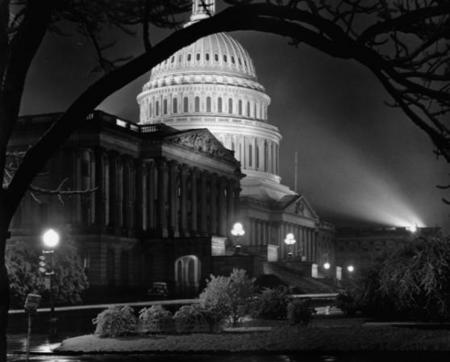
[246,217,318,262]
[67,147,240,238]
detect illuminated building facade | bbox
[138,0,335,266]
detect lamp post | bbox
[42,228,60,338]
[231,222,245,254]
[284,233,296,258]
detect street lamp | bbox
[231,222,245,254]
[347,265,355,273]
[41,228,60,338]
[323,262,331,270]
[284,233,296,258]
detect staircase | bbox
[263,261,337,293]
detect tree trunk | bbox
[0,226,9,362]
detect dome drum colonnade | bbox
[137,29,282,185]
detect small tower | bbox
[190,0,215,22]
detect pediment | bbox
[166,129,236,163]
[282,195,318,220]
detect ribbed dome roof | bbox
[149,32,257,82]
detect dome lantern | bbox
[189,0,216,23]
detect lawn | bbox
[55,318,450,353]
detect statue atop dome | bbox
[190,0,215,23]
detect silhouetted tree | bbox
[0,1,449,359]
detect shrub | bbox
[139,305,174,333]
[287,299,314,326]
[255,287,289,320]
[173,304,209,333]
[335,291,358,316]
[199,269,256,328]
[92,305,137,337]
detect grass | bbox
[55,317,450,353]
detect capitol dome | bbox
[137,0,295,200]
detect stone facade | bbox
[9,111,241,298]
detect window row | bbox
[159,52,250,70]
[144,96,267,120]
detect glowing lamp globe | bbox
[323,262,331,270]
[347,265,355,273]
[284,233,296,245]
[231,222,245,237]
[42,229,60,249]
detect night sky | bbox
[20,2,449,232]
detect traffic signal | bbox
[38,254,47,274]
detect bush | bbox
[139,305,174,333]
[199,269,256,328]
[173,304,209,333]
[335,291,358,316]
[255,287,289,320]
[6,237,88,308]
[338,234,450,321]
[287,299,314,326]
[92,305,137,337]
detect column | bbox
[134,160,143,231]
[147,161,156,231]
[180,164,189,236]
[190,168,198,235]
[210,173,218,235]
[94,147,105,226]
[108,151,117,228]
[226,180,234,231]
[218,177,227,236]
[141,163,147,231]
[169,160,179,237]
[157,158,168,236]
[199,171,208,234]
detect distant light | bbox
[407,224,418,233]
[284,233,296,245]
[231,222,245,237]
[347,265,354,273]
[42,229,60,249]
[323,262,331,270]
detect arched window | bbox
[163,99,168,114]
[171,56,175,63]
[249,144,253,167]
[205,53,210,61]
[215,54,219,61]
[196,53,200,61]
[223,54,227,62]
[173,98,178,113]
[183,97,189,112]
[228,98,233,114]
[187,54,192,61]
[206,97,211,112]
[254,103,257,119]
[155,101,160,116]
[148,103,152,118]
[238,100,243,115]
[231,56,235,64]
[218,97,223,113]
[195,96,200,112]
[247,101,250,117]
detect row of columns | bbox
[65,147,240,238]
[142,158,240,237]
[217,134,280,175]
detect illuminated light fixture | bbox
[407,224,418,233]
[323,262,331,270]
[42,229,60,249]
[284,233,296,245]
[347,265,355,273]
[231,222,245,237]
